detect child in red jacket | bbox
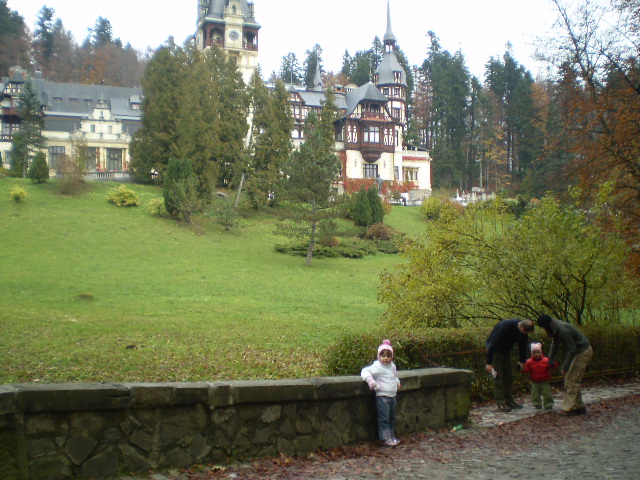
[521,343,557,409]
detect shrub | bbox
[320,235,341,247]
[374,240,400,254]
[148,198,167,216]
[107,185,139,207]
[365,222,393,241]
[28,152,49,183]
[9,185,27,202]
[275,238,377,259]
[324,325,640,399]
[420,195,461,220]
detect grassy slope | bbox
[0,178,427,383]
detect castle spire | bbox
[383,0,397,49]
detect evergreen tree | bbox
[350,50,373,86]
[10,79,46,178]
[485,49,542,189]
[246,74,292,207]
[0,1,30,76]
[341,50,353,78]
[130,40,184,182]
[33,6,56,74]
[422,32,471,189]
[303,44,323,89]
[163,157,200,223]
[368,185,384,224]
[279,52,303,84]
[28,152,49,183]
[351,186,372,227]
[370,37,384,71]
[88,17,114,47]
[279,90,342,266]
[178,43,248,197]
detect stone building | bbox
[0,67,142,180]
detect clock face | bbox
[228,30,239,41]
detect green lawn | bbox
[0,178,427,383]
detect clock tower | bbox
[196,0,260,83]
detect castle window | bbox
[404,167,418,183]
[363,126,380,143]
[364,163,378,179]
[48,146,65,170]
[107,148,123,170]
[85,147,98,170]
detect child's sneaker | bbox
[392,438,401,445]
[383,439,396,447]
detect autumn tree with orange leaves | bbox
[545,0,640,277]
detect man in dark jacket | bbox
[537,314,593,415]
[485,318,535,412]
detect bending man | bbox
[485,318,535,412]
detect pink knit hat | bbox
[531,342,542,353]
[378,339,394,360]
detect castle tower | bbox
[373,0,407,126]
[196,1,261,83]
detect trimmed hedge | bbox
[324,325,640,399]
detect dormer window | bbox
[394,72,402,83]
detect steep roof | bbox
[343,82,388,118]
[203,0,259,26]
[375,51,407,87]
[1,75,143,132]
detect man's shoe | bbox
[497,404,512,412]
[574,407,587,415]
[534,405,542,409]
[558,409,576,416]
[507,402,524,409]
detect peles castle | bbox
[1,0,431,202]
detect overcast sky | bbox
[7,0,561,80]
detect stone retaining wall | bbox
[0,368,473,479]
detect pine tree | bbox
[279,52,303,84]
[11,78,46,178]
[279,90,342,266]
[368,185,384,224]
[130,40,184,182]
[0,1,30,76]
[351,186,372,227]
[246,74,292,207]
[303,44,323,89]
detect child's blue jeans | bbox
[376,395,396,441]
